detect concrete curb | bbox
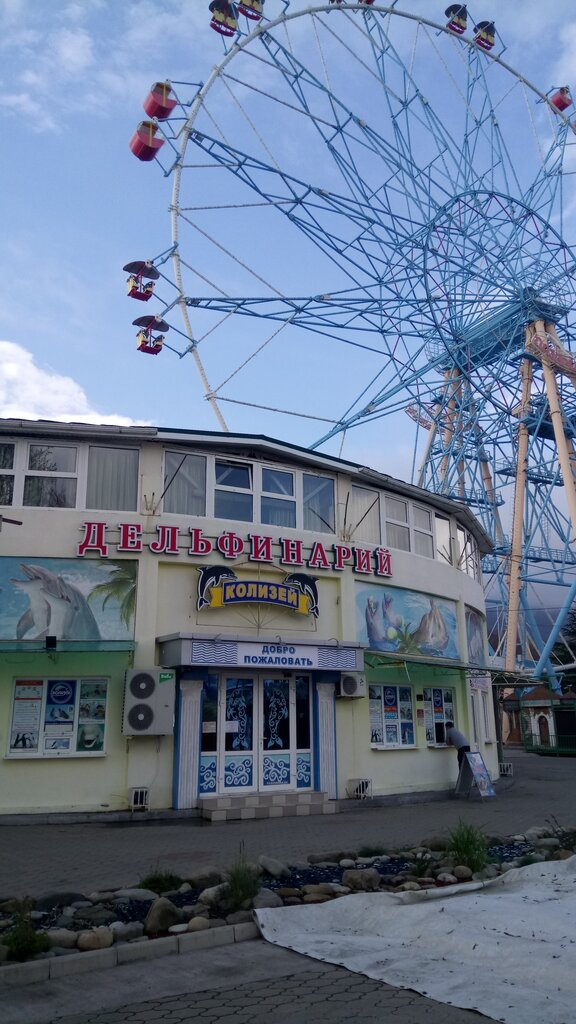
[0,922,261,987]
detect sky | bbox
[2,0,576,479]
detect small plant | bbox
[446,819,488,873]
[222,843,261,912]
[138,870,184,893]
[5,902,50,962]
[357,844,387,857]
[410,852,434,877]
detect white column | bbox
[176,680,204,809]
[316,682,337,799]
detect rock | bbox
[356,856,377,865]
[187,868,225,889]
[114,888,158,902]
[552,849,574,860]
[88,891,116,903]
[225,911,253,925]
[396,882,421,891]
[303,893,331,903]
[341,868,381,892]
[71,900,93,909]
[318,883,349,895]
[29,911,48,921]
[472,865,500,880]
[308,851,357,864]
[0,900,22,914]
[168,923,189,934]
[144,897,182,935]
[188,917,210,932]
[45,928,78,949]
[284,896,303,905]
[533,837,561,849]
[421,836,450,851]
[77,927,114,952]
[75,907,117,925]
[302,884,324,895]
[435,873,458,886]
[453,865,474,881]
[197,883,228,908]
[110,921,144,942]
[339,859,356,869]
[179,882,193,893]
[275,888,302,898]
[524,826,552,840]
[34,892,88,912]
[257,855,291,879]
[60,906,75,918]
[252,888,283,909]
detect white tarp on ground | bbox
[255,859,576,1024]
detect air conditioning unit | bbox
[122,668,176,736]
[337,673,367,698]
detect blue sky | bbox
[2,0,576,478]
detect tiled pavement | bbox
[4,940,490,1024]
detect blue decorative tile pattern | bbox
[199,756,217,793]
[224,755,253,788]
[262,753,291,786]
[296,753,311,788]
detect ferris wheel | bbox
[127,2,576,683]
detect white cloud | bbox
[0,341,146,425]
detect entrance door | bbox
[217,673,312,793]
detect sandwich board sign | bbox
[455,751,496,800]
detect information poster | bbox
[9,678,108,757]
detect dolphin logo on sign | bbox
[282,574,319,618]
[197,565,238,610]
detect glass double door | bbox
[207,674,312,793]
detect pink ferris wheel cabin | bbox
[143,82,177,121]
[129,121,165,162]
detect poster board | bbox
[455,751,496,799]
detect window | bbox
[303,473,335,533]
[369,684,415,747]
[23,444,77,508]
[481,691,492,741]
[163,451,206,515]
[8,678,108,758]
[349,485,380,543]
[413,504,433,558]
[86,447,139,511]
[0,442,14,505]
[215,460,253,521]
[261,468,296,528]
[385,496,410,550]
[423,686,455,745]
[457,527,480,580]
[435,515,452,565]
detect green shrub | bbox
[410,852,434,877]
[446,820,488,873]
[222,845,261,911]
[6,917,50,962]
[137,870,184,893]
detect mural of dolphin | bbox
[11,564,101,640]
[283,573,319,618]
[197,565,238,610]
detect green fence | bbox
[523,733,576,756]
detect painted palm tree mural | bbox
[87,560,137,630]
[0,558,137,640]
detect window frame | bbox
[368,683,416,749]
[7,677,109,759]
[423,686,456,747]
[0,439,140,512]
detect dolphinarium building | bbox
[0,418,495,819]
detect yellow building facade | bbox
[0,419,496,816]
